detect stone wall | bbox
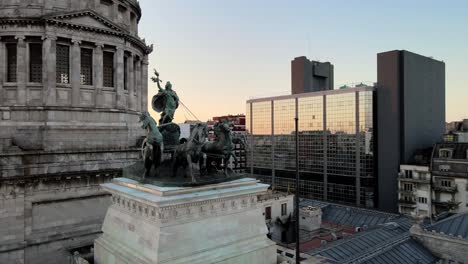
[410,225,468,263]
[0,0,152,262]
[0,170,122,264]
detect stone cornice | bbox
[0,11,152,54]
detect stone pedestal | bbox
[94,177,277,264]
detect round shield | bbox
[152,91,166,113]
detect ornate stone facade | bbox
[0,1,152,263]
[94,178,277,264]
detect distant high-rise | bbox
[291,56,334,94]
[376,50,445,212]
[248,50,445,213]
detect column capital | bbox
[15,35,26,42]
[42,34,57,41]
[71,39,82,45]
[95,42,105,49]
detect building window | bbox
[123,55,128,90]
[281,203,287,216]
[80,48,93,85]
[440,180,452,187]
[404,170,413,179]
[56,44,70,84]
[403,183,413,191]
[265,206,271,220]
[118,5,127,22]
[439,165,451,172]
[103,51,114,87]
[130,12,136,30]
[418,197,427,204]
[6,43,17,82]
[101,0,113,5]
[439,149,453,158]
[29,43,42,83]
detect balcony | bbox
[433,185,458,193]
[398,175,430,183]
[398,199,416,207]
[398,189,415,195]
[432,199,460,209]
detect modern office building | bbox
[248,50,445,212]
[247,86,375,207]
[377,50,445,212]
[291,56,334,94]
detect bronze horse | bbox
[139,112,163,179]
[172,123,208,182]
[201,120,236,175]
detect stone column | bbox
[94,43,104,107]
[127,54,135,110]
[0,37,4,105]
[135,58,142,112]
[43,35,57,106]
[16,36,27,105]
[116,47,125,109]
[71,39,81,107]
[141,55,149,113]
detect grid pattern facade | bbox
[359,91,374,178]
[80,48,93,85]
[6,43,17,82]
[103,51,114,87]
[247,87,375,207]
[326,93,356,178]
[56,44,70,84]
[298,97,324,175]
[274,99,296,172]
[29,43,42,83]
[251,101,272,172]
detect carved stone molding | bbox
[109,189,261,225]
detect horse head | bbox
[139,112,150,129]
[190,122,208,144]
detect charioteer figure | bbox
[151,70,179,125]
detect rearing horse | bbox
[139,112,163,179]
[201,120,236,175]
[172,123,208,182]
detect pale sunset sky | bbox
[138,0,468,123]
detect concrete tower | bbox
[291,56,334,94]
[376,50,445,212]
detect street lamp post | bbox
[295,117,300,264]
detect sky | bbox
[138,0,468,123]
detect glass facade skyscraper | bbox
[246,86,375,207]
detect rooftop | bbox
[425,211,468,239]
[247,86,374,103]
[433,142,468,160]
[299,199,436,264]
[300,199,400,228]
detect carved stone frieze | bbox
[110,192,260,225]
